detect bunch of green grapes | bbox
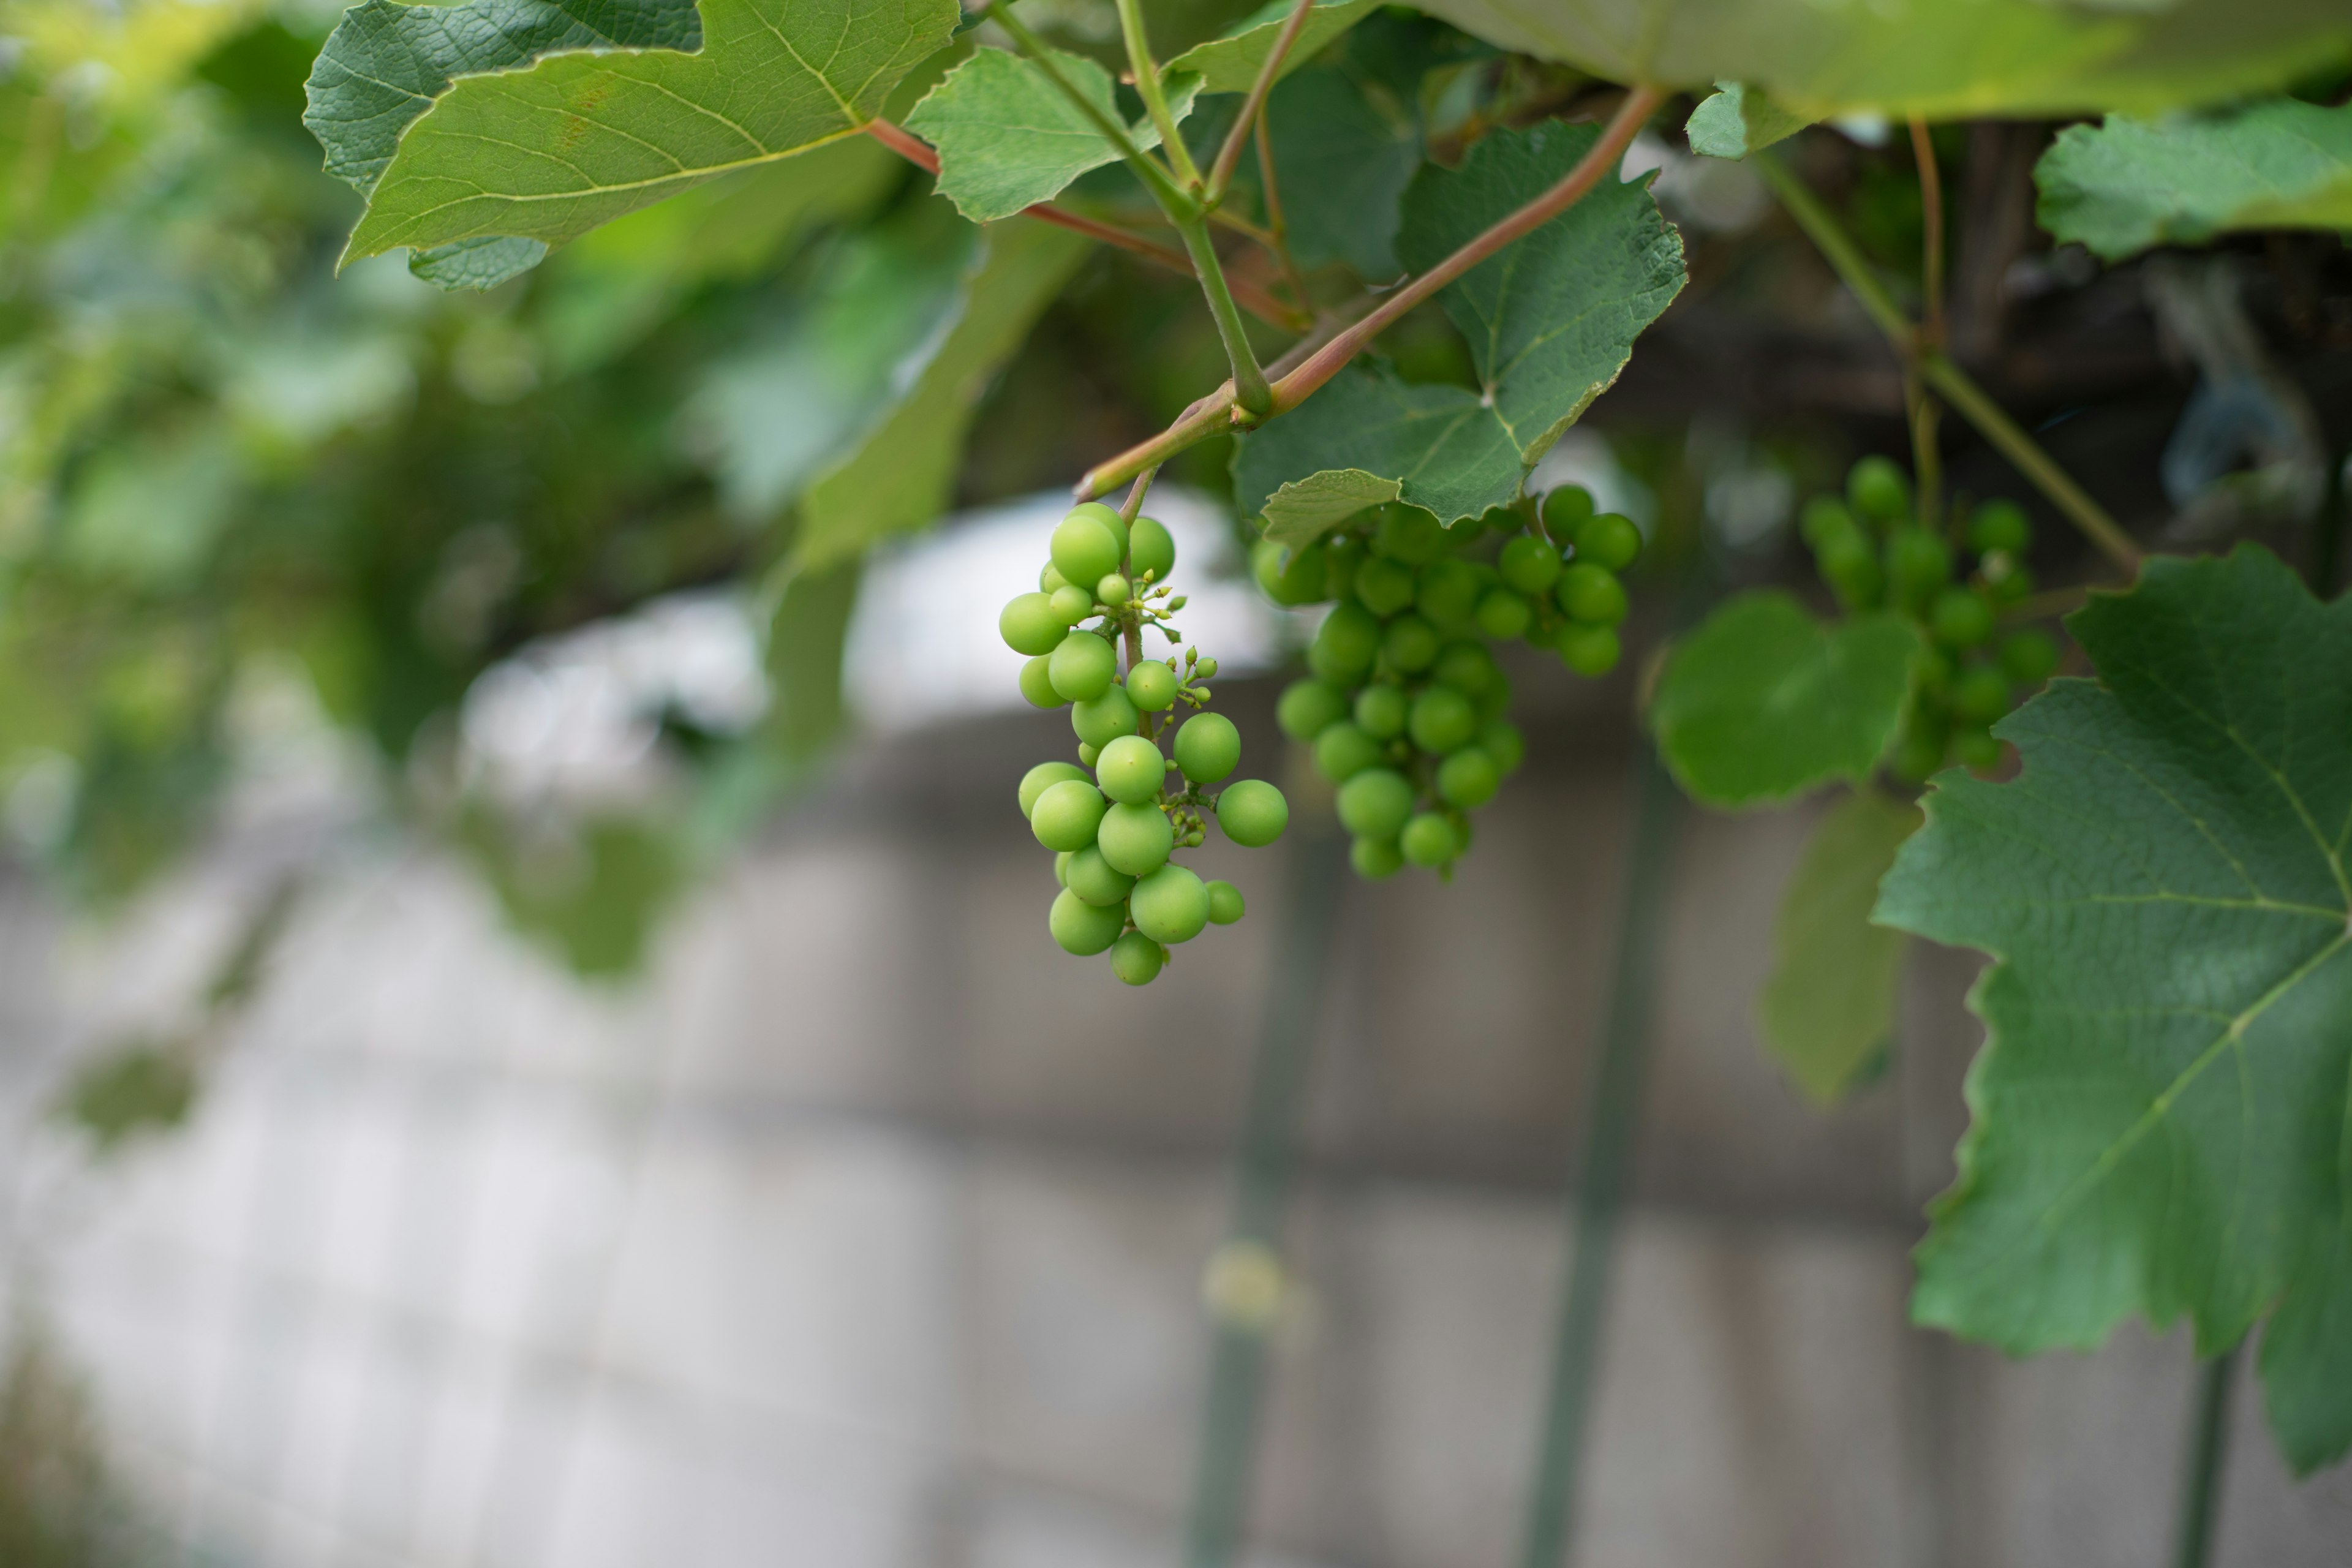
[1000,502,1289,984]
[1256,486,1638,880]
[1800,455,2061,779]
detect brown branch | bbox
[1207,0,1317,199]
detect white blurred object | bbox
[1622,131,1771,235]
[844,486,1283,736]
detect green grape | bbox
[1069,500,1129,558]
[1205,880,1245,925]
[1052,511,1122,587]
[1574,513,1642,572]
[1324,534,1364,599]
[1337,769,1413,842]
[1354,556,1417,616]
[1049,630,1117,702]
[1000,593,1065,657]
[1383,613,1441,673]
[1989,560,2037,604]
[1847,455,1911,522]
[1475,587,1533,640]
[1999,629,2060,686]
[1953,665,2011,723]
[1175,712,1242,783]
[1951,725,2003,770]
[1078,742,1100,767]
[1310,601,1381,682]
[1096,734,1166,804]
[1020,760,1090,817]
[1354,682,1409,739]
[1967,499,2031,557]
[1217,779,1289,846]
[1313,720,1382,782]
[1558,624,1621,677]
[1373,503,1444,565]
[1472,669,1513,723]
[1251,537,1329,605]
[1498,534,1561,595]
[1408,685,1477,753]
[1126,659,1177,711]
[1433,640,1496,695]
[1129,514,1176,582]
[1049,584,1093,625]
[1109,930,1166,985]
[1041,564,1070,593]
[1131,864,1210,943]
[1065,844,1136,907]
[1479,719,1525,775]
[1800,496,1860,548]
[1098,801,1174,875]
[1415,560,1482,629]
[1196,657,1219,679]
[1351,836,1404,879]
[1436,746,1499,808]
[1055,851,1074,886]
[1277,679,1349,741]
[1031,780,1107,851]
[1930,587,1994,649]
[1096,573,1131,605]
[1050,887,1125,956]
[1400,811,1458,867]
[1019,655,1066,710]
[1888,706,1948,783]
[1884,526,1951,609]
[1556,563,1627,627]
[1072,685,1140,748]
[1541,484,1595,535]
[1819,533,1883,610]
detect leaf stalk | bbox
[1114,0,1204,191]
[1178,216,1274,415]
[1206,0,1317,202]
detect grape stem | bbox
[1113,0,1202,192]
[1205,0,1317,202]
[1072,86,1665,499]
[1907,118,1946,535]
[1121,466,1158,524]
[1750,147,2143,574]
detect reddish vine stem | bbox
[862,121,1303,330]
[1074,86,1666,499]
[1207,0,1317,200]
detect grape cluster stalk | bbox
[1800,456,2060,779]
[1001,503,1289,986]
[1263,486,1635,881]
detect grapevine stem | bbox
[1206,0,1317,202]
[1120,466,1158,524]
[987,2,1194,217]
[1114,0,1203,192]
[1179,215,1274,415]
[1907,118,1947,535]
[1750,148,2143,574]
[1255,107,1316,315]
[1074,87,1664,498]
[2171,1346,2239,1568]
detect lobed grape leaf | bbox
[1233,121,1683,526]
[1875,545,2352,1474]
[1166,0,1381,95]
[2035,98,2352,262]
[1649,591,1923,807]
[336,0,959,270]
[1252,64,1420,279]
[1411,0,2352,120]
[1760,789,1918,1104]
[1259,469,1403,553]
[905,45,1201,224]
[796,221,1092,568]
[1685,81,1807,162]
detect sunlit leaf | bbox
[1686,81,1808,160]
[1165,0,1381,95]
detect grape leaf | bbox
[1650,591,1923,807]
[1233,121,1683,525]
[336,0,959,269]
[1685,82,1807,161]
[1252,65,1420,278]
[1760,790,1918,1104]
[2035,98,2352,262]
[1259,469,1402,552]
[905,45,1201,224]
[1411,0,2352,119]
[796,221,1092,568]
[1166,0,1381,94]
[1874,545,2352,1474]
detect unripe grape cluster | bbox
[1002,502,1289,984]
[1800,456,2060,780]
[1257,486,1635,881]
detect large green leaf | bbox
[1875,545,2352,1474]
[1166,0,1381,94]
[1760,790,1918,1104]
[338,0,959,268]
[905,45,1200,224]
[1650,591,1923,807]
[1411,0,2352,119]
[1253,64,1420,278]
[1233,120,1682,524]
[2035,98,2352,262]
[796,219,1092,567]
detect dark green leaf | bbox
[1875,545,2352,1473]
[1760,789,1918,1103]
[1255,65,1419,277]
[1651,591,1923,807]
[2035,98,2352,261]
